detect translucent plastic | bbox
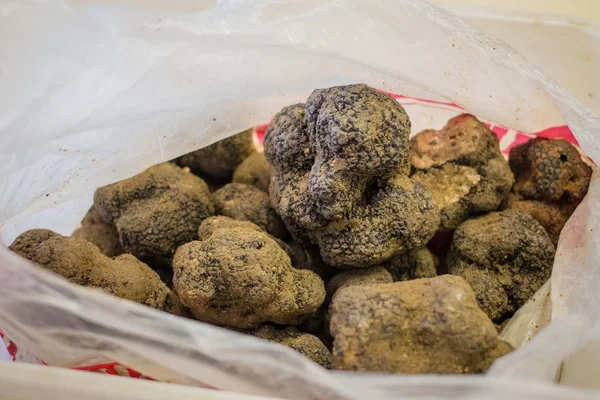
[1,0,600,399]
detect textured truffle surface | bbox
[173,220,325,328]
[410,114,514,232]
[94,163,214,262]
[10,229,186,316]
[330,275,513,374]
[447,210,555,322]
[265,84,440,267]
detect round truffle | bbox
[447,210,555,322]
[329,275,513,374]
[173,222,325,329]
[507,138,592,244]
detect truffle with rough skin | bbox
[233,151,271,192]
[410,114,514,232]
[253,325,332,368]
[447,210,555,322]
[265,85,440,267]
[10,229,186,316]
[173,220,325,328]
[506,138,591,244]
[326,266,393,302]
[179,129,255,180]
[383,247,438,282]
[212,183,288,239]
[94,163,214,262]
[72,205,123,257]
[329,275,513,374]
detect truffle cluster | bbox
[11,84,589,375]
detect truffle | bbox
[329,275,513,374]
[232,151,271,192]
[265,84,439,267]
[173,219,325,328]
[507,138,592,244]
[72,205,123,257]
[94,163,214,262]
[212,183,288,239]
[179,129,255,180]
[10,229,186,316]
[447,210,555,322]
[253,325,332,368]
[410,114,514,232]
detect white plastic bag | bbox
[1,0,600,399]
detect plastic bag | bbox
[1,0,600,399]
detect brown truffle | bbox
[507,138,592,244]
[179,129,255,180]
[232,151,271,192]
[329,275,513,374]
[265,85,440,267]
[447,210,555,322]
[253,325,332,368]
[212,183,288,239]
[72,205,123,257]
[410,114,514,232]
[94,163,214,262]
[10,229,186,316]
[173,220,325,328]
[383,247,438,282]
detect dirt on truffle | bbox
[265,84,440,268]
[10,229,187,316]
[383,247,438,282]
[94,163,214,262]
[179,129,255,180]
[447,210,555,322]
[72,205,123,257]
[233,151,271,193]
[253,325,332,368]
[506,138,592,244]
[173,220,325,329]
[329,275,513,374]
[410,114,514,232]
[212,183,288,239]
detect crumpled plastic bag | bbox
[1,0,600,399]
